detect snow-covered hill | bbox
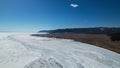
[0,33,120,68]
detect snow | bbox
[0,32,120,68]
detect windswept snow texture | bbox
[0,33,120,68]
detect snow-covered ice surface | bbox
[0,32,120,68]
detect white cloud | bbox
[70,4,79,8]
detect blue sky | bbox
[0,0,120,32]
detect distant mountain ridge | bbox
[39,27,120,35]
[39,30,52,33]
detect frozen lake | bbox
[0,33,120,68]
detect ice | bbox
[0,32,120,68]
[24,57,63,68]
